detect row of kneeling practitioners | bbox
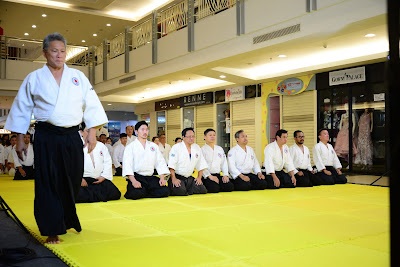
[73,121,347,203]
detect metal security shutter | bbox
[232,98,256,148]
[166,109,181,145]
[282,90,316,162]
[195,104,214,145]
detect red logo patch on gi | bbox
[284,149,288,153]
[218,153,222,158]
[150,146,155,152]
[72,77,79,86]
[195,153,199,158]
[229,154,232,157]
[100,151,103,156]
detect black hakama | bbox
[124,173,169,200]
[168,174,207,196]
[76,177,121,203]
[202,173,234,193]
[13,165,35,180]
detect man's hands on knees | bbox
[16,134,27,160]
[271,173,280,187]
[128,175,142,188]
[238,174,250,182]
[159,175,166,186]
[18,167,26,177]
[81,178,88,187]
[93,177,105,184]
[257,172,265,180]
[208,175,219,184]
[323,169,332,176]
[222,176,230,183]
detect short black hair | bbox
[175,137,182,143]
[99,134,106,138]
[317,128,329,136]
[235,130,244,139]
[182,128,194,137]
[293,130,303,138]
[204,128,215,136]
[25,132,31,136]
[106,137,112,141]
[152,136,159,142]
[135,121,148,131]
[10,135,17,139]
[275,129,288,138]
[120,133,127,138]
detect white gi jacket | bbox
[4,146,12,163]
[228,144,261,179]
[83,142,112,181]
[289,144,313,175]
[201,144,229,178]
[312,142,342,171]
[113,135,136,148]
[123,139,170,177]
[105,144,113,157]
[113,144,126,168]
[5,64,108,133]
[168,142,208,178]
[12,143,34,167]
[0,144,5,165]
[158,143,171,163]
[7,146,15,164]
[263,141,295,174]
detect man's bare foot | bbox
[46,235,61,244]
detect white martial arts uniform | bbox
[113,135,136,148]
[201,144,229,178]
[5,64,108,133]
[12,143,34,167]
[313,142,342,171]
[227,145,261,179]
[0,144,5,166]
[4,145,12,163]
[158,143,171,163]
[105,144,113,157]
[168,142,208,178]
[263,141,295,174]
[83,142,112,181]
[289,144,313,174]
[123,139,170,177]
[112,144,126,168]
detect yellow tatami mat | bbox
[0,175,390,267]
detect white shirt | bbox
[201,144,229,178]
[227,144,261,179]
[289,144,313,174]
[5,64,108,134]
[105,143,113,157]
[158,143,171,163]
[123,139,170,177]
[4,146,12,162]
[168,142,208,178]
[113,135,136,147]
[83,142,112,181]
[313,142,342,171]
[12,143,34,167]
[263,141,295,174]
[7,146,15,164]
[113,143,126,168]
[0,144,4,165]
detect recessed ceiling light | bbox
[107,103,112,105]
[32,25,36,28]
[278,54,287,58]
[42,14,47,17]
[365,33,376,38]
[93,33,97,36]
[219,75,226,78]
[178,80,183,82]
[24,33,29,36]
[82,40,86,42]
[106,23,111,26]
[145,88,151,90]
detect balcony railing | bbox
[159,1,188,37]
[131,19,152,49]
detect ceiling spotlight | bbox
[106,23,111,26]
[24,33,29,36]
[178,80,183,82]
[219,75,226,78]
[145,88,151,90]
[93,33,97,36]
[107,103,112,106]
[32,25,36,28]
[82,40,86,42]
[278,54,287,58]
[42,14,47,17]
[364,33,376,38]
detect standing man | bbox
[263,129,296,189]
[289,130,319,187]
[113,133,127,176]
[5,33,108,244]
[228,130,267,191]
[158,134,171,163]
[168,128,208,196]
[123,121,170,200]
[12,133,35,180]
[201,129,234,193]
[313,128,347,184]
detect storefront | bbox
[316,62,387,175]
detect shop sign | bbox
[276,78,304,95]
[180,92,214,107]
[155,98,181,111]
[374,93,385,102]
[0,129,11,134]
[329,66,366,86]
[225,86,245,102]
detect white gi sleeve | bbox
[228,150,241,179]
[12,149,22,168]
[284,151,296,173]
[221,153,229,177]
[122,146,134,177]
[333,150,343,169]
[101,145,113,181]
[263,146,275,174]
[155,147,170,176]
[252,149,262,174]
[167,145,179,170]
[5,75,34,134]
[289,146,299,175]
[195,149,208,172]
[313,144,325,172]
[113,146,122,168]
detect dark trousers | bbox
[169,174,207,196]
[76,177,121,203]
[263,170,295,189]
[14,165,35,180]
[294,169,314,187]
[33,122,83,236]
[124,173,169,200]
[115,163,122,176]
[202,173,234,193]
[316,166,347,185]
[233,173,267,191]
